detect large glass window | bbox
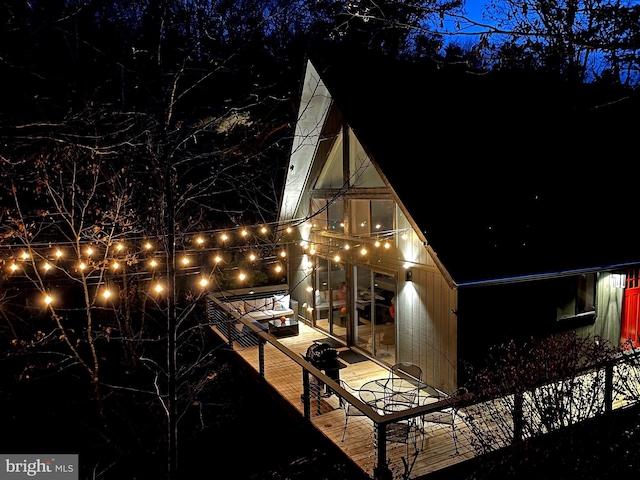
[349,199,394,236]
[310,198,344,234]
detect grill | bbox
[305,342,341,387]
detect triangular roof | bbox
[283,55,640,285]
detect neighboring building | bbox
[277,54,640,394]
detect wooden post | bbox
[513,391,523,444]
[605,361,613,414]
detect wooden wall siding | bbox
[576,272,623,347]
[398,261,457,394]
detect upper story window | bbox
[350,199,394,236]
[311,198,344,233]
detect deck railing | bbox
[209,305,640,480]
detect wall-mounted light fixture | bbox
[610,272,626,289]
[405,268,413,282]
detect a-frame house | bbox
[278,54,640,393]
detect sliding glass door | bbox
[354,266,396,364]
[314,258,347,342]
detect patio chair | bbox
[389,362,423,383]
[382,402,421,466]
[339,380,367,441]
[419,387,468,454]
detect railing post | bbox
[374,422,391,480]
[605,360,613,414]
[226,310,233,348]
[302,369,311,421]
[258,337,266,378]
[513,390,523,445]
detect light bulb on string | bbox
[154,283,163,293]
[149,259,158,268]
[78,262,86,271]
[214,255,222,264]
[112,261,120,270]
[145,242,153,250]
[333,254,341,263]
[21,252,29,260]
[44,294,53,305]
[116,243,124,252]
[360,247,367,256]
[196,237,204,246]
[240,229,248,238]
[86,247,94,256]
[275,264,282,273]
[260,226,268,234]
[238,272,246,281]
[199,277,209,288]
[103,289,112,299]
[279,250,286,258]
[220,233,228,242]
[55,249,63,259]
[248,253,257,262]
[181,257,189,266]
[43,262,51,272]
[10,263,18,272]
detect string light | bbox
[44,294,53,305]
[0,220,333,307]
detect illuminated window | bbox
[350,199,394,236]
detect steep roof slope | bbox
[312,54,640,284]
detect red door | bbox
[621,268,640,349]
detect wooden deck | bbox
[212,317,640,480]
[214,320,476,479]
